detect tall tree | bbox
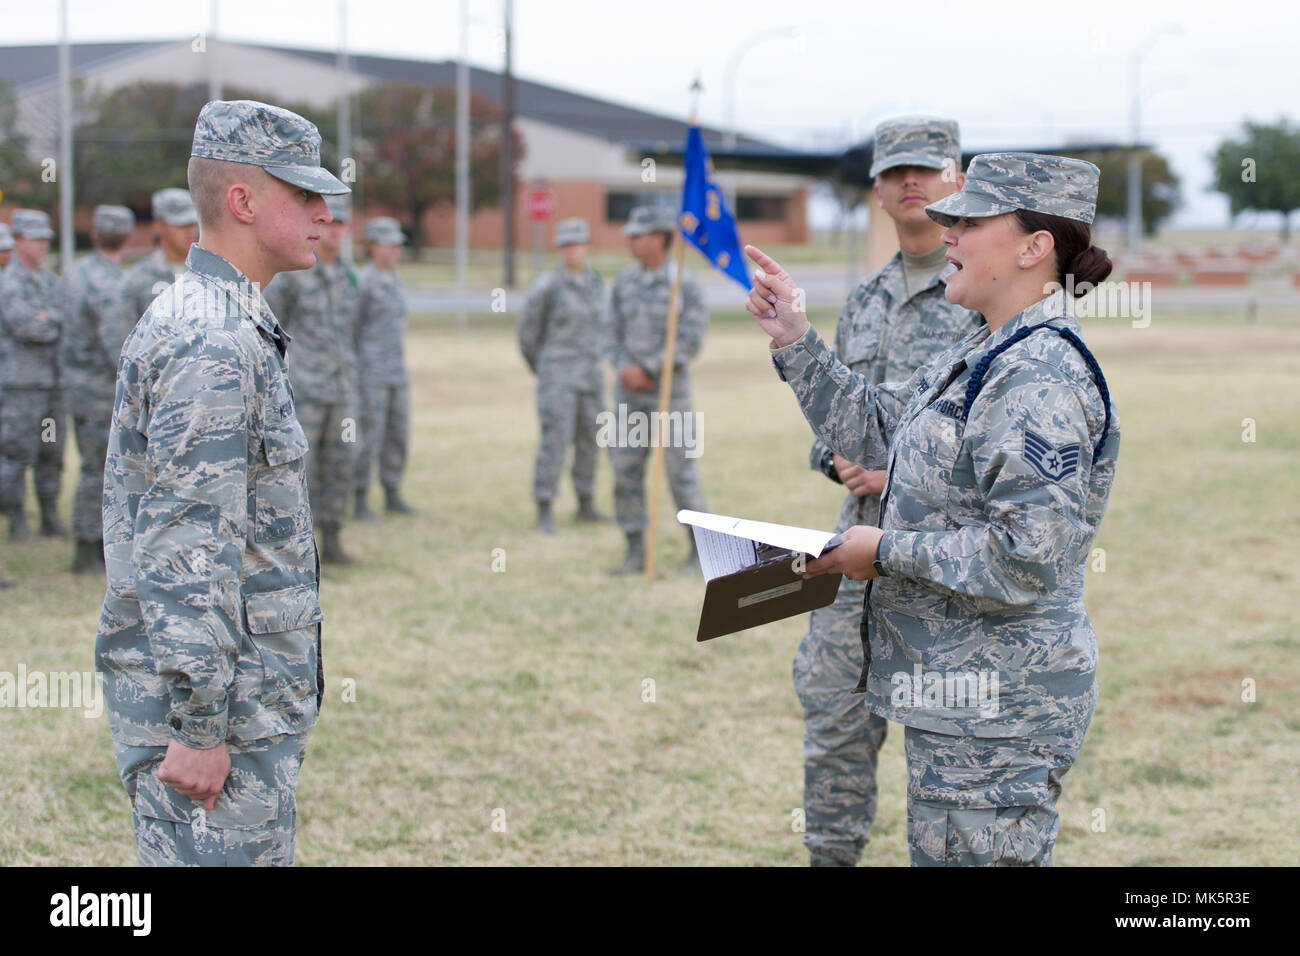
[1070,148,1180,235]
[72,81,298,214]
[1210,119,1300,240]
[350,81,523,253]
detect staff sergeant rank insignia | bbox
[1023,429,1081,482]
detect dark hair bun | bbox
[1068,245,1113,291]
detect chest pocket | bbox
[840,314,881,373]
[253,394,311,544]
[886,377,968,529]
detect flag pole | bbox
[644,77,701,581]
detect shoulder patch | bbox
[1023,430,1081,482]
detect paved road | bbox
[408,262,1300,316]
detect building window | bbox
[606,191,676,222]
[736,194,788,221]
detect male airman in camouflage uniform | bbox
[518,217,607,533]
[63,204,136,573]
[118,189,200,329]
[353,217,417,519]
[796,117,981,867]
[756,153,1119,865]
[0,209,68,540]
[604,205,709,574]
[96,99,349,866]
[265,194,361,563]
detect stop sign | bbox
[526,187,555,222]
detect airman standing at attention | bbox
[264,194,362,563]
[63,204,137,573]
[353,217,418,520]
[96,99,350,866]
[518,217,607,533]
[0,209,68,540]
[604,205,709,575]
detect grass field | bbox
[2,299,1297,866]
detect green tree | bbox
[1070,148,1180,235]
[72,81,292,214]
[1210,119,1300,240]
[0,80,48,209]
[350,81,522,253]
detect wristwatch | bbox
[818,447,842,484]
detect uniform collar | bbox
[984,289,1071,353]
[185,244,290,346]
[639,259,674,282]
[882,247,955,304]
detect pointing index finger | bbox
[745,244,788,280]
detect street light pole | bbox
[58,0,73,273]
[722,26,798,210]
[1127,24,1182,252]
[337,0,353,261]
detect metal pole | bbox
[1126,24,1182,253]
[57,0,73,272]
[455,0,470,325]
[501,0,515,289]
[644,79,700,580]
[208,0,220,101]
[721,27,795,211]
[337,0,353,260]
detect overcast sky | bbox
[4,0,1296,228]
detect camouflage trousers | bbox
[794,573,888,866]
[533,375,602,503]
[0,387,63,511]
[902,702,1093,866]
[608,382,707,533]
[118,733,308,867]
[71,399,112,542]
[354,383,409,492]
[296,398,356,527]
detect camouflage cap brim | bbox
[924,189,1019,228]
[18,226,56,239]
[870,151,952,178]
[264,163,351,196]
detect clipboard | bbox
[677,510,844,642]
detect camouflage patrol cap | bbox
[554,217,590,246]
[151,188,198,226]
[191,99,350,196]
[324,194,351,223]
[623,205,675,236]
[925,152,1100,227]
[10,209,55,240]
[869,115,961,178]
[93,204,136,236]
[364,217,406,245]
[0,223,12,250]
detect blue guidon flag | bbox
[1023,430,1082,483]
[678,125,749,288]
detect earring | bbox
[1019,259,1025,267]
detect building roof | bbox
[0,38,791,154]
